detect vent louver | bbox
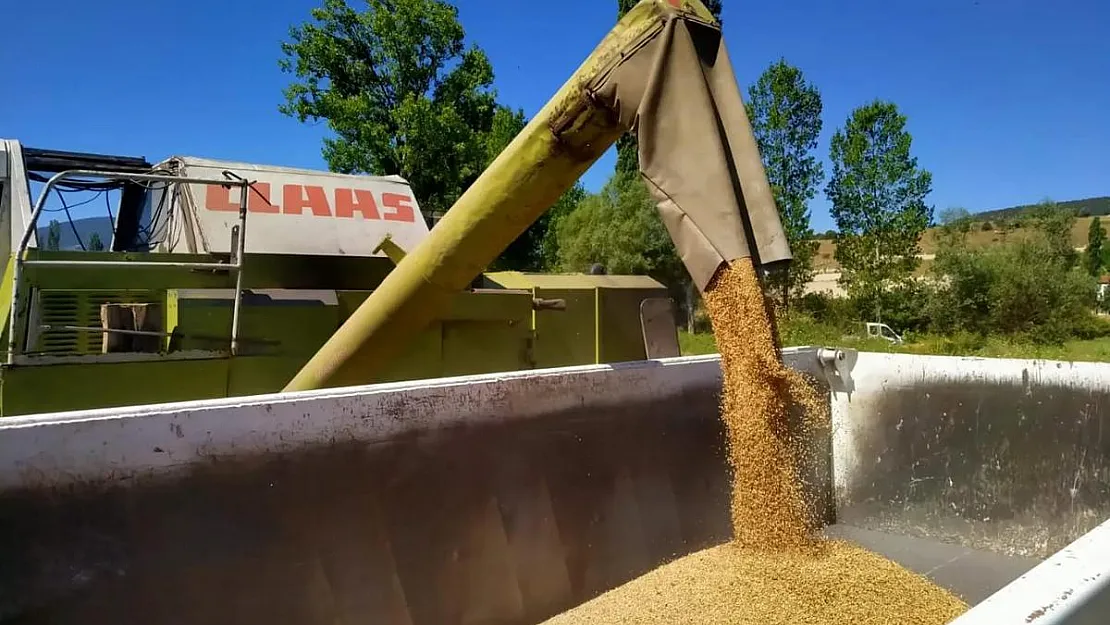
[35,290,163,355]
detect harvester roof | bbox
[151,155,431,259]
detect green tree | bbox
[480,106,587,272]
[615,0,723,176]
[938,207,971,228]
[556,172,681,278]
[745,59,823,310]
[826,101,933,322]
[1025,200,1078,268]
[935,207,972,246]
[930,212,1097,344]
[280,0,500,216]
[539,184,587,270]
[1086,217,1104,277]
[46,220,61,251]
[555,172,689,314]
[484,106,537,270]
[483,106,526,165]
[87,232,105,252]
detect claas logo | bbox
[205,183,415,223]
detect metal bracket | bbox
[532,298,567,311]
[816,347,856,394]
[373,234,408,266]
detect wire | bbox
[28,170,176,192]
[40,191,104,213]
[104,189,117,251]
[165,185,183,250]
[30,167,183,251]
[54,188,87,251]
[103,188,116,229]
[133,182,174,250]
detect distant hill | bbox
[975,196,1110,221]
[812,196,1110,274]
[36,216,114,251]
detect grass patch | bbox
[679,315,1110,363]
[679,331,717,356]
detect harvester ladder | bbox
[7,169,253,363]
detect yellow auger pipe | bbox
[286,0,789,391]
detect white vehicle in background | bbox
[863,321,904,344]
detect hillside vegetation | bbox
[813,197,1110,272]
[977,196,1110,221]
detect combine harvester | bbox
[1,0,1108,623]
[0,148,681,415]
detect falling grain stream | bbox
[544,259,969,624]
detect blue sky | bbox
[4,0,1108,231]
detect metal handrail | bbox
[7,169,252,364]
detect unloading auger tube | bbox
[285,0,792,392]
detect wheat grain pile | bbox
[543,259,968,625]
[541,542,967,625]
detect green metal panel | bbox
[228,356,310,397]
[442,318,532,377]
[440,290,534,376]
[339,289,534,323]
[531,288,597,369]
[1,358,229,416]
[0,256,14,342]
[598,288,657,363]
[484,271,665,291]
[485,271,671,368]
[173,294,339,355]
[343,289,537,384]
[379,290,535,381]
[19,251,394,291]
[374,322,445,383]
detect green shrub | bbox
[908,331,987,356]
[797,292,855,329]
[989,242,1094,344]
[928,246,995,335]
[777,312,844,347]
[928,202,1097,344]
[1071,312,1110,341]
[877,282,932,333]
[847,281,932,335]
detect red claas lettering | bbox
[205,183,415,223]
[283,185,332,217]
[248,183,280,213]
[204,184,239,212]
[205,182,278,213]
[382,193,415,222]
[334,189,381,219]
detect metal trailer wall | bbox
[950,517,1110,625]
[0,350,1109,624]
[831,352,1110,559]
[0,353,801,625]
